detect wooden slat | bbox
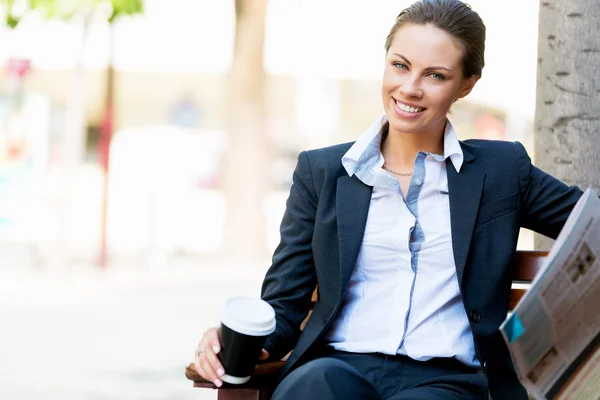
[216,388,273,400]
[217,389,260,400]
[513,250,548,281]
[510,251,547,310]
[508,288,527,310]
[186,361,285,390]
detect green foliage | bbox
[6,13,18,28]
[1,0,143,28]
[108,0,143,22]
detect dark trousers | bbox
[272,348,489,400]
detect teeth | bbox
[396,100,423,113]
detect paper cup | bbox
[219,297,276,384]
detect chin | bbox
[387,118,421,135]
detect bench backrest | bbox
[509,250,548,309]
[186,250,550,397]
[309,250,548,314]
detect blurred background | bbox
[0,0,553,399]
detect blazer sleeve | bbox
[260,151,319,361]
[514,141,584,239]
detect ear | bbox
[457,75,480,99]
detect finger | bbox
[204,345,225,378]
[195,339,205,358]
[259,349,269,360]
[194,358,222,387]
[205,328,221,354]
[195,338,207,362]
[200,356,222,387]
[194,341,218,384]
[193,358,203,376]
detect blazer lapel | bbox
[336,175,373,295]
[447,145,485,285]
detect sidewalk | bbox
[0,259,270,400]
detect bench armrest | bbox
[185,361,285,390]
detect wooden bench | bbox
[185,250,549,400]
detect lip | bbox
[392,97,426,118]
[393,97,426,110]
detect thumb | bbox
[258,349,270,360]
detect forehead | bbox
[388,23,464,69]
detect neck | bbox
[381,122,446,170]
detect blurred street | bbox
[0,260,271,400]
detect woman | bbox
[194,1,583,399]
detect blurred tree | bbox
[534,0,600,249]
[221,0,270,261]
[2,0,144,267]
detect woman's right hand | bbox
[194,326,270,387]
[194,327,226,387]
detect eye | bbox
[429,72,446,81]
[393,62,409,70]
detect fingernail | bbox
[214,379,222,387]
[213,345,220,353]
[217,368,224,376]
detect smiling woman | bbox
[381,23,480,182]
[193,1,587,400]
[379,1,484,195]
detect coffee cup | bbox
[218,297,276,384]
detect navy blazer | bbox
[261,139,583,400]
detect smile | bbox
[395,99,425,114]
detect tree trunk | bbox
[534,0,600,250]
[220,0,270,261]
[99,26,116,267]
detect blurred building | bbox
[0,0,539,267]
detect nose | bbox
[400,74,423,98]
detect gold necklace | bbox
[382,164,412,176]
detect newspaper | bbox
[500,188,600,400]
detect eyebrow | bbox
[393,53,452,72]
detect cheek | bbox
[428,86,460,109]
[382,66,406,90]
[381,70,394,92]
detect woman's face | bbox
[382,23,478,137]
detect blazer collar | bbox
[336,175,372,295]
[461,142,476,163]
[447,143,483,285]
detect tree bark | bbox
[220,0,270,261]
[534,0,600,250]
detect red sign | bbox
[6,58,31,77]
